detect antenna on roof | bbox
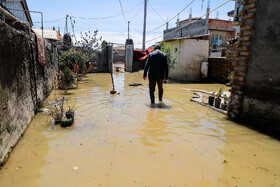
[189,8,192,22]
[207,0,211,9]
[176,13,180,27]
[216,11,219,19]
[201,0,204,10]
[65,14,69,34]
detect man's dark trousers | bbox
[149,79,163,103]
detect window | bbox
[210,34,223,47]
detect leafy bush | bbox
[160,41,179,71]
[60,67,75,90]
[59,30,106,74]
[59,48,89,74]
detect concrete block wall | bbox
[0,21,58,166]
[164,19,207,41]
[91,46,110,73]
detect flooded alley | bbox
[0,72,280,187]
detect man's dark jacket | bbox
[143,49,168,80]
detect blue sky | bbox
[28,0,235,48]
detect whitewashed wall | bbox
[168,39,209,82]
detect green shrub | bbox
[60,67,75,90]
[160,41,179,71]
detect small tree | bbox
[75,30,104,63]
[59,28,107,77]
[59,48,89,74]
[60,67,75,90]
[160,41,179,71]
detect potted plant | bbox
[214,87,224,108]
[221,94,228,110]
[50,97,65,124]
[61,115,73,127]
[65,108,74,119]
[51,105,63,123]
[208,93,215,106]
[65,106,75,123]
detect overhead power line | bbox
[148,0,165,22]
[147,0,196,33]
[129,4,143,22]
[33,18,64,24]
[44,18,64,23]
[118,0,127,22]
[72,4,141,20]
[136,0,232,46]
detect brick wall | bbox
[208,57,234,84]
[228,0,280,131]
[208,19,233,29]
[228,0,258,119]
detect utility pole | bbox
[65,14,69,34]
[128,21,130,39]
[142,0,147,50]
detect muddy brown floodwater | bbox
[1,72,280,187]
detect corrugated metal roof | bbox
[33,29,61,41]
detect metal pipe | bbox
[1,11,5,22]
[40,12,43,38]
[0,6,18,21]
[6,8,44,38]
[128,21,130,39]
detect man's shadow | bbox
[146,102,172,109]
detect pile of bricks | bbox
[228,0,258,119]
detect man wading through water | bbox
[143,44,169,104]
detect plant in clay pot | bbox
[51,105,63,123]
[214,87,224,108]
[221,94,228,110]
[208,93,215,106]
